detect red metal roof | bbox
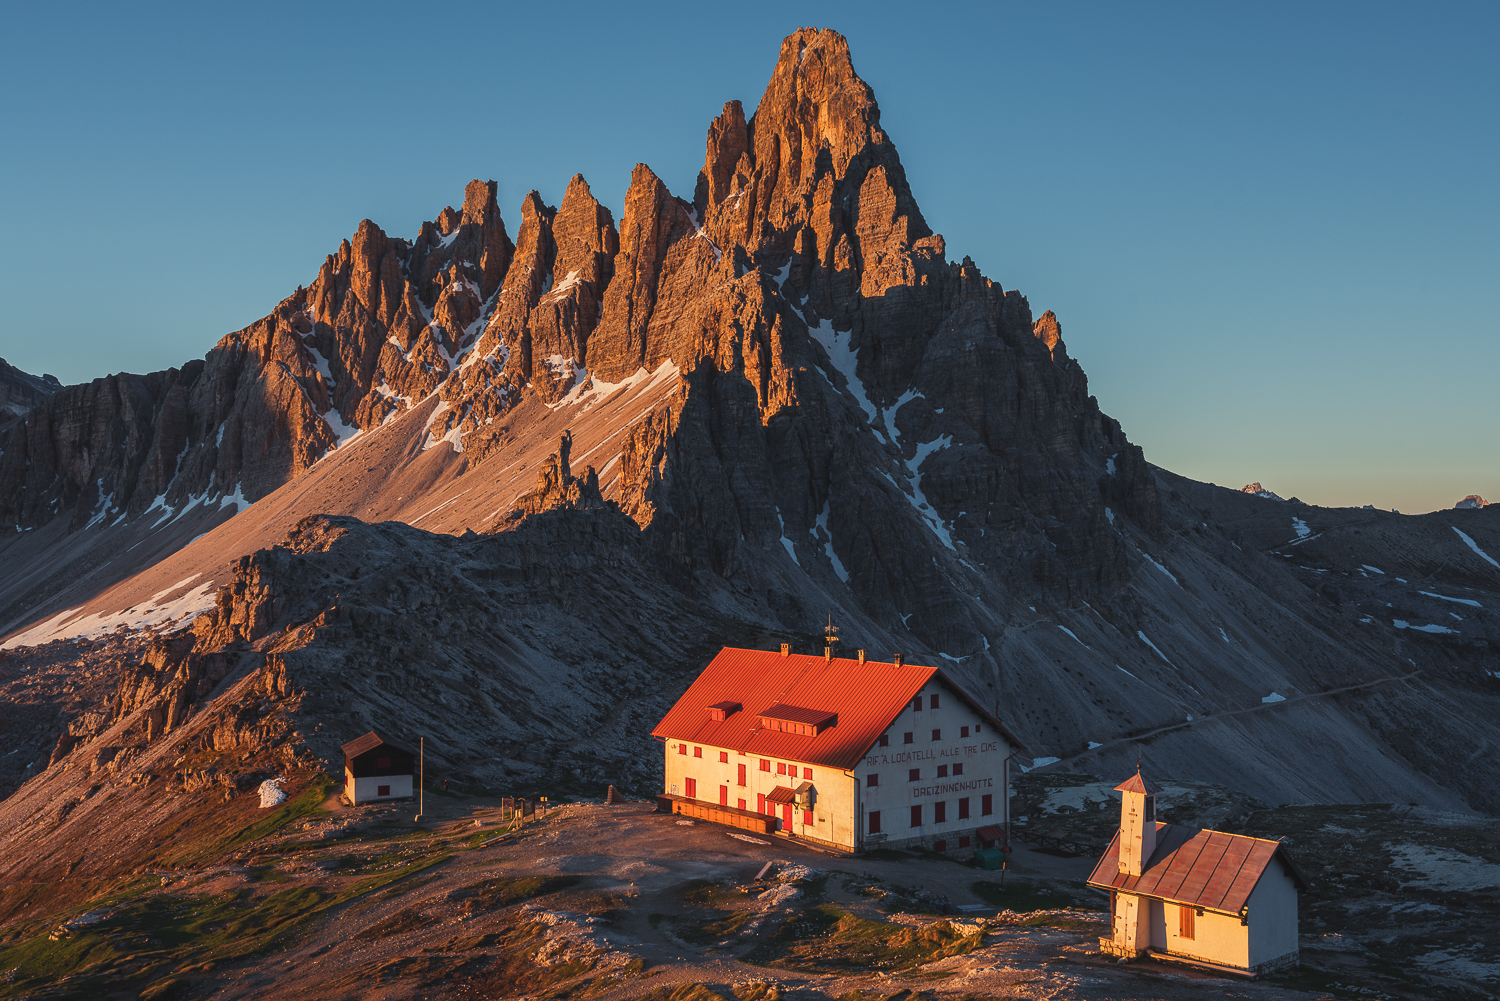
[651,647,1024,769]
[1087,823,1309,915]
[766,786,797,803]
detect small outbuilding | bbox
[1088,769,1309,977]
[341,730,416,806]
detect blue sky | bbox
[1,2,1494,514]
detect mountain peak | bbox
[1456,494,1491,509]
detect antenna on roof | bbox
[1136,752,1143,775]
[823,613,840,662]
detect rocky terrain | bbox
[0,358,60,433]
[0,25,1497,999]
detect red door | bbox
[782,803,793,829]
[720,785,729,806]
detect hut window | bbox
[953,763,964,776]
[777,762,787,775]
[981,794,993,815]
[878,734,890,747]
[911,697,922,712]
[1179,905,1195,940]
[910,805,922,827]
[908,768,920,781]
[738,798,746,810]
[719,751,729,763]
[867,773,879,787]
[685,777,697,798]
[975,724,982,732]
[738,764,746,786]
[934,839,947,852]
[930,694,940,709]
[958,797,970,819]
[869,811,882,833]
[937,765,948,778]
[759,759,770,772]
[932,729,942,741]
[934,801,947,823]
[903,732,914,744]
[693,746,702,758]
[803,767,812,779]
[678,744,687,755]
[958,835,971,848]
[377,785,390,797]
[376,757,391,768]
[961,725,970,738]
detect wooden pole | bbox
[415,737,425,823]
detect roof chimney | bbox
[857,649,866,665]
[893,653,904,667]
[780,643,790,658]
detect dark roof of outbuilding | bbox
[1087,823,1310,915]
[340,730,417,759]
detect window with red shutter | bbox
[934,801,947,823]
[868,811,881,834]
[738,764,746,786]
[931,728,941,741]
[757,793,765,813]
[937,765,948,778]
[693,746,702,758]
[377,785,390,797]
[908,768,920,781]
[903,732,914,744]
[719,751,729,763]
[958,797,970,819]
[953,762,964,776]
[776,762,786,775]
[803,810,813,826]
[958,835,971,848]
[911,696,922,712]
[720,786,728,806]
[934,839,947,852]
[1180,905,1196,940]
[866,774,879,787]
[678,744,686,755]
[960,725,969,738]
[803,767,812,779]
[737,798,746,810]
[685,777,696,798]
[910,805,922,827]
[930,694,940,709]
[878,734,889,747]
[759,759,770,772]
[981,794,993,815]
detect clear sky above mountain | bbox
[0,1,1493,514]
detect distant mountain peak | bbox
[1240,482,1284,501]
[1456,495,1490,509]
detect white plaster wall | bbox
[857,678,1008,844]
[349,774,412,804]
[1161,901,1250,968]
[1246,866,1300,965]
[662,739,857,848]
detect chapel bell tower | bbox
[1115,767,1161,876]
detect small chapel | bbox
[1087,769,1308,977]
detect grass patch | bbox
[456,874,583,911]
[679,878,729,905]
[750,904,982,972]
[675,909,761,948]
[969,878,1080,912]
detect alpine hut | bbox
[341,730,417,806]
[1088,769,1309,976]
[652,645,1025,853]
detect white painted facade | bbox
[346,772,413,805]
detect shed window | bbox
[867,774,879,787]
[878,734,889,747]
[375,757,391,768]
[930,694,940,709]
[910,805,922,827]
[1179,905,1196,940]
[869,811,881,834]
[377,784,390,797]
[903,732,914,744]
[981,794,993,816]
[908,768,920,781]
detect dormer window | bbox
[757,703,837,736]
[708,701,742,722]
